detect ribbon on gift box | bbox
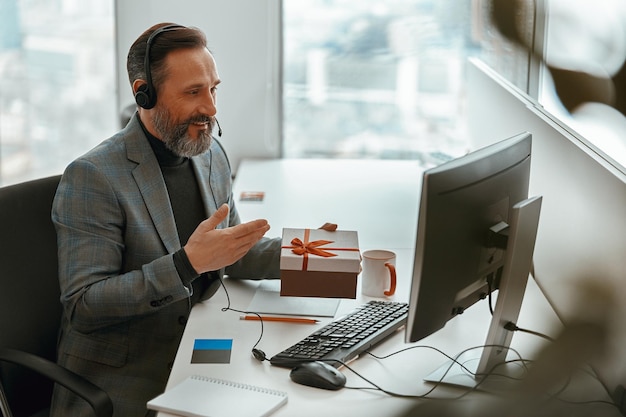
[282,228,359,271]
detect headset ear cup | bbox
[135,84,155,109]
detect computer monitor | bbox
[405,131,542,388]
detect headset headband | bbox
[134,24,185,109]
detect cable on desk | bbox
[364,343,530,379]
[337,344,530,400]
[216,276,268,361]
[360,343,621,414]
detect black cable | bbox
[217,276,266,360]
[504,321,555,342]
[486,272,495,316]
[365,345,477,377]
[362,343,621,413]
[340,344,530,400]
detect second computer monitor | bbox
[405,131,541,385]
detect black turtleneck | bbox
[144,134,205,248]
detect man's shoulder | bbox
[87,133,127,156]
[76,119,146,165]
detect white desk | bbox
[159,159,619,417]
[230,158,424,251]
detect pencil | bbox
[239,315,319,324]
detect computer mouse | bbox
[289,361,346,390]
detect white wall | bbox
[114,0,282,172]
[467,58,626,396]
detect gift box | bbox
[280,228,360,298]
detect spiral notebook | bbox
[147,375,288,417]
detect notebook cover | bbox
[147,375,288,417]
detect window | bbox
[282,0,479,168]
[7,0,621,184]
[539,0,626,169]
[282,0,626,173]
[0,0,116,186]
[470,0,626,171]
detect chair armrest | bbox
[0,348,113,417]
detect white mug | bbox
[361,250,397,297]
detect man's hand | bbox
[184,204,270,274]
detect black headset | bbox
[134,24,185,109]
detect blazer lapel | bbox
[125,115,180,253]
[191,154,217,220]
[191,141,230,230]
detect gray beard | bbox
[152,106,214,157]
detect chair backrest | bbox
[0,175,62,416]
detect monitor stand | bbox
[424,195,543,391]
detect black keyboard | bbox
[270,300,409,368]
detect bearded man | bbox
[50,23,280,417]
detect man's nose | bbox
[199,91,217,116]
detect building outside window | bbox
[0,0,116,186]
[282,0,483,168]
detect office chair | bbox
[0,175,113,417]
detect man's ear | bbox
[132,79,147,96]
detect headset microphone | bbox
[215,118,222,137]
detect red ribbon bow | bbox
[289,237,338,258]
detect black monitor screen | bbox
[406,132,533,347]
